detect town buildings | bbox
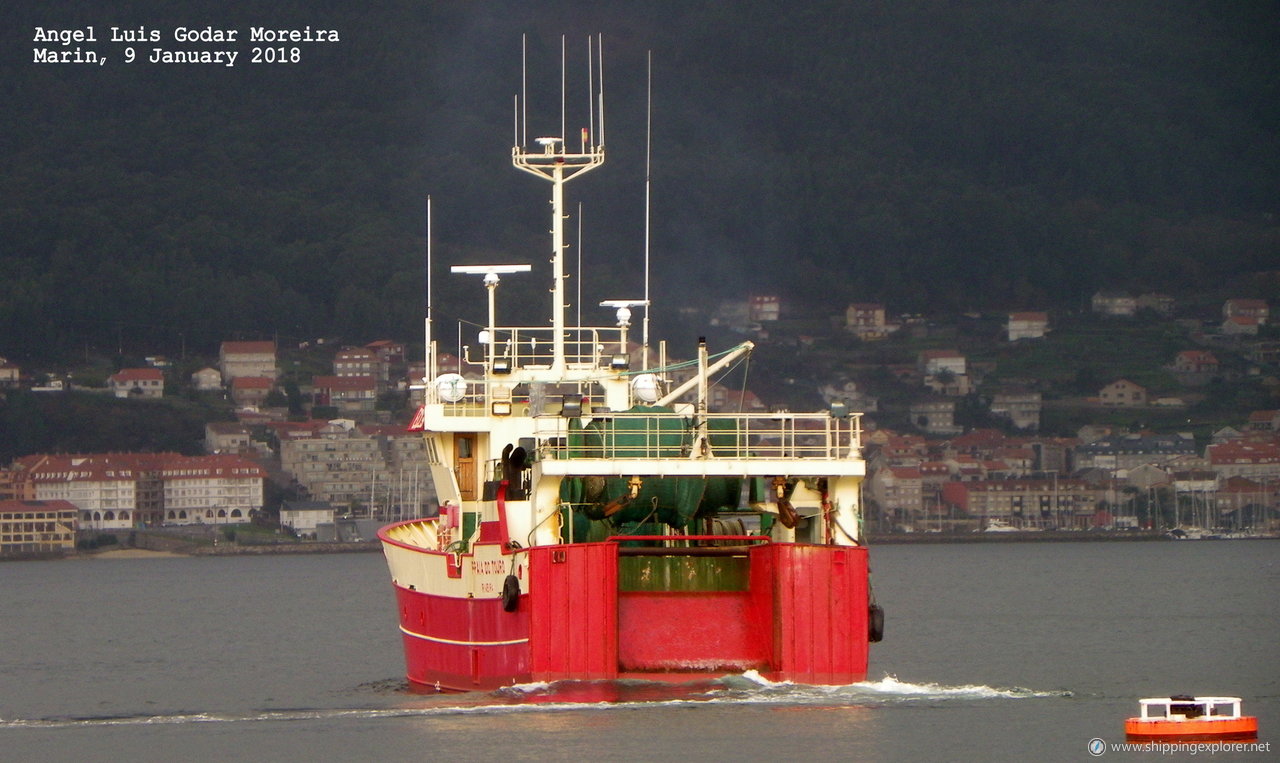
[276,420,432,519]
[3,453,266,532]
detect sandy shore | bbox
[88,548,186,559]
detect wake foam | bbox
[0,673,1065,728]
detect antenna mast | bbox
[513,36,606,374]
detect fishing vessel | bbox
[1125,696,1259,742]
[378,41,877,692]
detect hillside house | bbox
[1099,379,1147,407]
[1247,341,1280,365]
[108,368,164,399]
[204,422,252,454]
[191,367,222,391]
[909,399,962,436]
[1224,298,1269,325]
[1173,350,1219,374]
[1092,291,1137,317]
[1006,312,1048,341]
[918,349,967,377]
[365,339,405,366]
[845,303,895,340]
[230,376,274,408]
[748,295,780,322]
[1137,293,1175,317]
[312,375,377,413]
[219,341,278,382]
[990,390,1042,431]
[1246,411,1280,432]
[1222,316,1261,336]
[1171,350,1220,386]
[0,357,19,387]
[335,347,386,387]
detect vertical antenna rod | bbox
[587,36,595,146]
[577,201,584,332]
[643,50,653,368]
[425,196,434,381]
[521,34,528,147]
[597,34,605,147]
[560,35,566,148]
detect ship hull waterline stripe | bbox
[399,624,530,648]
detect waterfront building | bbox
[941,478,1097,529]
[1073,432,1197,472]
[279,499,335,540]
[4,453,265,531]
[0,499,77,556]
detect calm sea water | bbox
[1,541,1276,762]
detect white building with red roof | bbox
[109,368,164,398]
[1006,312,1049,341]
[1173,350,1219,374]
[1223,298,1269,325]
[312,375,377,412]
[230,376,274,407]
[1207,438,1280,480]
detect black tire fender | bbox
[502,574,521,612]
[868,604,885,643]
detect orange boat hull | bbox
[1125,716,1258,742]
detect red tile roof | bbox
[110,368,163,383]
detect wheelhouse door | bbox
[454,433,477,500]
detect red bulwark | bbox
[617,590,769,673]
[528,541,870,685]
[768,544,869,685]
[529,543,619,680]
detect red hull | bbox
[391,541,870,691]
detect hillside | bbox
[3,0,1278,366]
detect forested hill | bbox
[3,1,1277,363]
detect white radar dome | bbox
[631,373,661,404]
[434,373,467,403]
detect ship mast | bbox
[511,34,606,375]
